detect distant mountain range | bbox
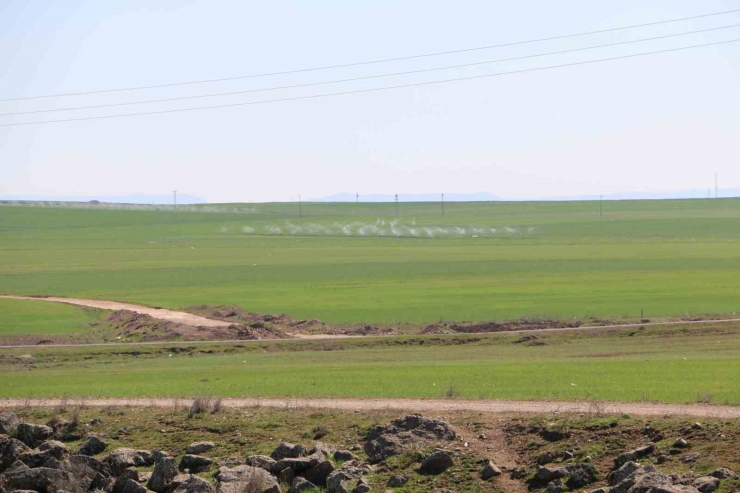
[0,194,207,205]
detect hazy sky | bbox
[1,1,739,203]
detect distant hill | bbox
[0,194,207,205]
[314,192,499,202]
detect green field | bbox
[0,298,104,337]
[1,199,740,325]
[2,323,739,403]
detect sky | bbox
[1,0,739,203]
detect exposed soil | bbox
[443,320,582,334]
[184,305,327,332]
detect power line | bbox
[2,7,739,103]
[1,37,737,128]
[4,23,738,117]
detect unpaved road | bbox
[2,294,740,350]
[1,397,739,419]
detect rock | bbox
[333,450,357,462]
[214,465,281,493]
[480,460,501,480]
[363,435,403,464]
[387,474,408,487]
[0,412,20,435]
[70,453,112,477]
[673,438,689,449]
[2,467,76,493]
[271,456,321,475]
[709,468,734,479]
[539,428,571,442]
[537,466,568,483]
[288,477,316,493]
[78,435,108,456]
[681,453,701,463]
[352,477,370,493]
[278,467,295,485]
[105,448,153,476]
[311,442,337,457]
[565,463,598,489]
[113,477,147,493]
[247,455,277,472]
[562,450,575,460]
[19,441,70,468]
[179,455,212,473]
[547,478,564,493]
[326,461,372,493]
[5,460,29,474]
[614,443,655,468]
[173,475,216,493]
[302,460,335,486]
[510,467,527,479]
[419,449,454,475]
[186,442,215,455]
[148,456,178,493]
[151,450,170,463]
[693,476,720,493]
[609,461,643,486]
[1,438,31,472]
[271,442,307,460]
[16,423,55,448]
[140,472,153,484]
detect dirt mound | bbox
[185,305,327,332]
[449,319,581,333]
[364,414,457,463]
[103,310,289,341]
[420,324,453,335]
[327,325,399,336]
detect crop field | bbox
[2,199,740,326]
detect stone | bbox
[480,460,501,480]
[363,435,403,464]
[148,456,178,493]
[352,478,370,493]
[271,457,316,476]
[105,448,153,476]
[387,474,408,487]
[302,460,335,486]
[214,465,281,493]
[288,477,316,493]
[179,454,212,473]
[673,438,689,449]
[363,415,456,464]
[173,475,216,493]
[69,453,112,477]
[271,443,307,460]
[537,466,568,483]
[246,455,276,472]
[186,442,215,455]
[693,476,720,493]
[2,467,76,493]
[16,423,55,448]
[5,460,29,474]
[78,435,108,456]
[419,449,454,475]
[608,462,643,486]
[326,461,372,493]
[614,443,655,468]
[113,477,147,493]
[709,468,734,479]
[0,412,20,435]
[681,453,701,464]
[547,478,564,493]
[1,438,31,472]
[278,467,295,485]
[20,441,70,469]
[333,450,357,462]
[510,467,527,479]
[565,463,598,489]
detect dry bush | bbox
[443,384,461,399]
[697,392,714,404]
[587,399,606,418]
[70,406,82,428]
[212,397,224,414]
[189,396,226,417]
[54,395,70,414]
[312,424,328,440]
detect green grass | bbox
[2,199,740,326]
[3,325,740,403]
[0,298,104,336]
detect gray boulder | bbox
[246,455,276,472]
[419,449,454,475]
[333,450,357,462]
[105,448,153,476]
[19,441,70,468]
[301,460,335,486]
[288,477,316,493]
[2,467,76,493]
[480,460,501,480]
[387,474,409,487]
[363,435,403,464]
[271,442,307,460]
[179,454,212,473]
[4,460,29,474]
[0,412,20,435]
[186,442,215,455]
[709,468,734,479]
[326,460,372,493]
[608,461,644,486]
[214,464,281,493]
[565,462,598,489]
[113,476,147,493]
[78,434,108,456]
[16,423,55,448]
[615,444,655,468]
[1,438,31,472]
[70,453,112,477]
[693,476,720,493]
[148,456,178,493]
[271,456,319,476]
[537,466,568,483]
[173,475,216,493]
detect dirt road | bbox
[0,396,738,418]
[0,295,231,328]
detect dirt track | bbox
[1,397,739,419]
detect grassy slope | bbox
[0,298,104,336]
[1,199,739,325]
[3,325,740,403]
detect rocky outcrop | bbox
[2,466,76,493]
[363,414,455,464]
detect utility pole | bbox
[298,195,302,218]
[356,193,359,203]
[441,193,445,216]
[394,194,399,216]
[173,190,177,211]
[599,195,603,218]
[715,173,718,198]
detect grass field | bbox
[1,199,740,326]
[3,323,739,403]
[0,298,104,336]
